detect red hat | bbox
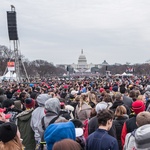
[63,85,68,89]
[5,114,11,119]
[17,89,21,93]
[100,88,105,93]
[0,108,6,113]
[132,100,145,114]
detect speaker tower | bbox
[7,10,18,40]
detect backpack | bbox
[38,115,60,150]
[146,103,150,112]
[124,130,136,150]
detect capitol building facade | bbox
[56,50,103,73]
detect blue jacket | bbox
[86,128,119,150]
[44,121,76,150]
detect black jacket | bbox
[88,116,116,138]
[113,116,128,150]
[110,100,131,115]
[126,115,137,133]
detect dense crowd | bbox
[0,75,150,150]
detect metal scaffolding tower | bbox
[6,5,29,82]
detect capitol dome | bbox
[76,50,88,72]
[78,49,87,64]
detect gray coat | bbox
[30,94,51,142]
[38,97,65,139]
[124,124,150,150]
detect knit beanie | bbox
[0,122,17,143]
[132,100,145,114]
[112,86,118,92]
[25,98,35,109]
[95,101,108,113]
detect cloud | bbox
[1,0,150,65]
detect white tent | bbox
[1,71,17,81]
[122,72,133,77]
[122,72,127,76]
[114,74,122,77]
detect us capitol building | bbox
[56,50,105,73]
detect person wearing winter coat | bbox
[16,98,36,150]
[121,100,145,147]
[113,105,128,150]
[124,111,150,150]
[88,101,116,138]
[119,85,133,109]
[30,94,51,143]
[0,88,7,107]
[0,122,23,150]
[144,88,150,111]
[86,109,119,150]
[110,92,130,115]
[2,99,22,123]
[44,121,76,150]
[38,97,65,140]
[75,93,92,123]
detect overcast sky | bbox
[1,0,150,65]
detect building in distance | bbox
[56,50,105,74]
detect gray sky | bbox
[1,0,150,65]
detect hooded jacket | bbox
[124,130,135,150]
[17,109,36,150]
[38,97,64,139]
[44,121,76,150]
[124,124,150,150]
[110,100,130,115]
[135,124,150,149]
[30,94,51,142]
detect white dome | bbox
[78,54,87,62]
[78,50,87,63]
[77,50,88,72]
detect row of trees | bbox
[0,45,150,77]
[100,64,150,76]
[0,45,66,78]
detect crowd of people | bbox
[0,75,150,150]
